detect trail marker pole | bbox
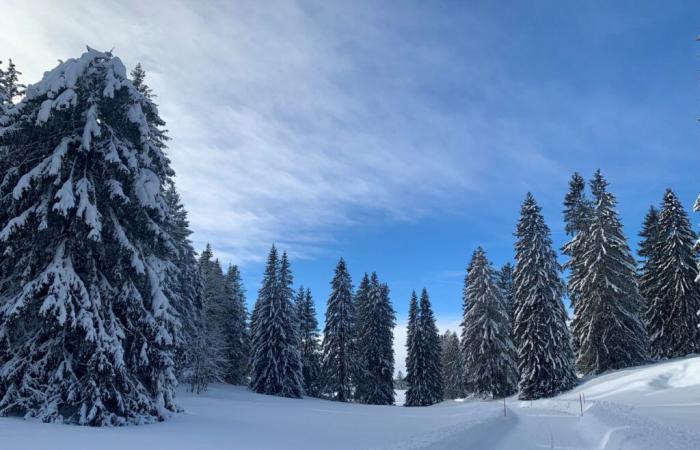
[579,393,583,416]
[503,398,506,417]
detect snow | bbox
[1,357,699,449]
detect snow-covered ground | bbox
[2,357,699,450]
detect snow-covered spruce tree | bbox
[224,265,250,385]
[250,248,303,397]
[296,286,321,396]
[0,59,24,108]
[513,193,577,400]
[440,330,462,400]
[405,288,442,406]
[355,274,395,405]
[645,190,700,359]
[638,206,661,316]
[562,172,593,314]
[404,291,419,401]
[163,183,203,380]
[496,262,515,323]
[321,259,355,401]
[0,49,180,425]
[195,245,227,386]
[352,273,371,401]
[461,248,517,399]
[571,171,648,375]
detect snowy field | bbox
[2,357,700,450]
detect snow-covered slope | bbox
[1,357,699,449]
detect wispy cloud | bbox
[1,1,659,267]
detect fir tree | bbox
[405,288,442,406]
[355,274,395,405]
[404,291,419,400]
[224,265,250,385]
[2,59,25,103]
[570,171,648,375]
[645,190,700,359]
[440,331,462,400]
[496,262,515,323]
[197,245,228,385]
[321,258,355,402]
[296,287,321,396]
[352,273,371,402]
[0,49,179,425]
[638,206,661,316]
[461,248,517,399]
[513,194,577,400]
[130,63,153,99]
[250,248,303,397]
[562,172,593,314]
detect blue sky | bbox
[2,1,699,371]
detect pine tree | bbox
[496,262,515,323]
[224,265,250,384]
[645,190,700,359]
[562,172,593,314]
[0,48,179,425]
[250,247,303,397]
[321,258,355,401]
[163,183,203,381]
[461,248,517,399]
[404,291,419,400]
[296,287,321,396]
[2,59,25,103]
[513,193,577,400]
[130,63,153,99]
[440,331,462,400]
[571,171,648,375]
[405,288,442,406]
[355,274,395,405]
[638,206,661,317]
[197,245,228,385]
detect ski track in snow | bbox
[1,357,700,449]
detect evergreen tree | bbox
[355,274,395,405]
[645,190,700,359]
[352,273,372,401]
[130,63,153,99]
[250,247,303,397]
[440,331,462,400]
[638,206,661,316]
[513,193,577,400]
[163,183,203,381]
[0,49,179,425]
[321,258,355,402]
[405,288,442,406]
[496,262,515,323]
[197,245,227,385]
[570,171,648,375]
[461,248,517,399]
[296,287,321,396]
[2,59,25,103]
[404,291,419,400]
[224,265,250,385]
[562,172,593,313]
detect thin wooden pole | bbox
[579,393,583,416]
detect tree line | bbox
[1,49,699,426]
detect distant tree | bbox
[250,247,303,397]
[355,274,395,405]
[645,190,700,359]
[405,288,442,406]
[0,58,24,105]
[321,258,355,401]
[296,287,322,396]
[462,248,518,399]
[224,265,250,385]
[440,331,463,400]
[570,171,648,375]
[513,193,577,400]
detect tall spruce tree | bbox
[570,171,648,374]
[250,247,303,397]
[197,246,227,385]
[296,287,321,396]
[1,59,24,104]
[355,274,395,405]
[638,206,662,318]
[513,194,577,400]
[0,49,180,425]
[645,190,700,359]
[404,291,419,401]
[462,248,517,399]
[405,288,442,406]
[224,265,250,385]
[352,273,372,402]
[496,262,515,323]
[562,172,593,314]
[321,258,355,401]
[440,331,462,400]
